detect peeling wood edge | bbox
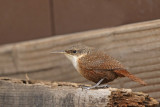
[0,77,159,106]
[0,77,90,88]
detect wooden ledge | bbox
[0,77,158,107]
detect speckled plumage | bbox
[78,51,124,84]
[53,44,146,86]
[77,50,146,85]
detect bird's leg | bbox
[83,78,109,89]
[96,84,109,88]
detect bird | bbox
[51,44,146,89]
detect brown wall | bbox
[0,0,160,44]
[0,0,52,44]
[54,0,160,34]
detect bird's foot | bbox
[97,84,110,88]
[82,84,109,90]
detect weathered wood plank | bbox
[0,19,160,102]
[0,78,158,107]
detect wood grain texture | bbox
[0,78,158,107]
[0,19,160,101]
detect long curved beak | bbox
[50,50,66,54]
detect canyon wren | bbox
[51,44,146,89]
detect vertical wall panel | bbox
[0,0,52,44]
[53,0,160,35]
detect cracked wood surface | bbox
[0,77,159,107]
[0,19,160,102]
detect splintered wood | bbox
[0,78,158,107]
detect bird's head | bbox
[51,44,94,64]
[51,44,93,57]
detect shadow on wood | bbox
[0,77,158,107]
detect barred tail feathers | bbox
[114,69,147,85]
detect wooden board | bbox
[0,19,160,101]
[0,78,158,107]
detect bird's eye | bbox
[72,50,77,53]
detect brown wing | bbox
[79,52,146,85]
[79,52,125,70]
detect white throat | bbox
[65,54,84,71]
